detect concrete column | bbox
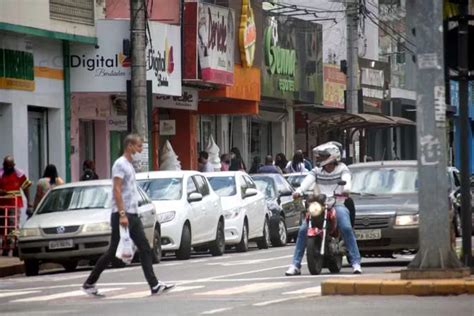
[272,121,285,156]
[216,115,230,155]
[12,104,29,173]
[0,103,14,160]
[285,104,295,158]
[48,108,66,180]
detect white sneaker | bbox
[285,265,301,276]
[352,263,362,274]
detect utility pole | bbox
[346,0,359,115]
[457,0,473,268]
[404,0,465,278]
[130,1,148,142]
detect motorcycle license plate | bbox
[355,229,381,240]
[49,239,74,250]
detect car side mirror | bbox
[188,192,203,202]
[338,180,346,186]
[244,188,258,198]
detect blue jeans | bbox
[292,205,361,269]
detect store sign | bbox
[146,22,182,96]
[70,20,131,92]
[239,0,257,68]
[264,22,296,92]
[107,116,127,131]
[198,3,235,85]
[153,88,198,111]
[159,120,176,136]
[359,58,390,112]
[0,48,35,91]
[323,64,346,109]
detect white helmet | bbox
[312,142,341,167]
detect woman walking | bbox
[33,164,64,208]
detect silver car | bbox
[18,180,161,276]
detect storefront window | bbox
[250,120,272,164]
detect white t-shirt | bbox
[111,156,139,214]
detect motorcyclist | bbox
[285,142,362,275]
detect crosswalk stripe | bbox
[10,288,123,303]
[0,290,41,298]
[282,286,321,295]
[106,285,205,299]
[195,282,291,296]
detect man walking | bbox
[82,134,174,296]
[257,155,282,174]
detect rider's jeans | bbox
[292,205,361,269]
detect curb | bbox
[0,263,24,278]
[322,278,474,296]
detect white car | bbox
[18,180,161,276]
[137,171,225,260]
[206,171,270,252]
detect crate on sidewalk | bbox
[0,197,19,256]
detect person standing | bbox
[33,164,64,209]
[220,154,231,171]
[275,153,288,174]
[82,134,174,296]
[285,151,308,173]
[198,151,214,172]
[80,160,99,181]
[229,147,246,171]
[258,155,282,174]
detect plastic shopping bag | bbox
[115,226,136,264]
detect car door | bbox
[275,176,301,231]
[196,175,218,242]
[137,186,156,244]
[243,175,264,239]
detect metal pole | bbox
[458,0,472,267]
[406,0,463,273]
[346,0,359,115]
[130,0,148,141]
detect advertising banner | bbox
[153,87,198,111]
[323,64,346,109]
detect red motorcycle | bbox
[305,181,346,275]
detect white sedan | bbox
[206,171,270,252]
[137,171,225,260]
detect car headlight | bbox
[82,222,111,233]
[224,209,240,219]
[19,228,41,238]
[158,211,176,223]
[395,214,419,226]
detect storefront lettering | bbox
[278,78,295,92]
[70,54,119,71]
[156,90,194,103]
[207,7,227,53]
[264,27,296,77]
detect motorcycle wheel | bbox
[326,254,343,273]
[306,236,323,275]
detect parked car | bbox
[348,160,459,257]
[137,171,225,260]
[251,174,305,246]
[18,180,161,276]
[450,168,474,236]
[206,171,270,252]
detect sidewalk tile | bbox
[354,280,382,295]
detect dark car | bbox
[349,161,459,257]
[250,174,305,246]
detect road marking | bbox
[253,294,319,307]
[196,282,291,296]
[106,285,205,299]
[10,288,123,303]
[206,255,292,266]
[0,290,41,298]
[283,286,321,295]
[201,307,234,314]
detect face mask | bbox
[132,152,141,162]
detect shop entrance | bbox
[28,108,48,198]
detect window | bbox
[208,176,237,197]
[194,176,210,196]
[253,177,277,199]
[244,176,257,189]
[187,178,199,195]
[275,176,294,195]
[138,178,183,201]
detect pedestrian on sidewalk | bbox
[198,151,214,172]
[33,164,64,209]
[275,153,288,174]
[82,134,174,296]
[257,155,282,174]
[285,151,308,173]
[80,160,99,181]
[229,147,246,171]
[220,154,231,171]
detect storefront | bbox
[69,19,181,179]
[0,31,71,197]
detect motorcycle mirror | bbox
[337,180,346,186]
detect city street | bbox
[1,243,472,316]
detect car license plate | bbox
[49,239,74,250]
[355,229,381,240]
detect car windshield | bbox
[138,178,182,200]
[207,176,236,197]
[351,167,418,194]
[253,177,276,199]
[286,175,306,188]
[36,185,112,214]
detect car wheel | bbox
[271,217,287,247]
[454,210,462,237]
[152,227,162,264]
[176,224,192,260]
[210,220,225,256]
[257,218,270,249]
[236,222,249,252]
[62,260,78,272]
[24,259,39,277]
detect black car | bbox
[251,174,305,246]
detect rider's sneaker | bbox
[285,265,301,276]
[352,263,362,274]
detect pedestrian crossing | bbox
[0,281,324,304]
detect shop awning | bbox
[309,112,415,131]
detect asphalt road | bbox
[0,243,472,316]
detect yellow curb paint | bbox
[335,280,355,295]
[432,280,467,295]
[407,280,434,296]
[380,280,409,295]
[465,280,474,294]
[354,280,382,295]
[321,282,337,295]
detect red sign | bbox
[323,64,346,109]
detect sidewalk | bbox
[0,256,24,277]
[322,270,474,296]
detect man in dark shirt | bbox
[258,155,282,174]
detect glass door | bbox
[28,109,47,199]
